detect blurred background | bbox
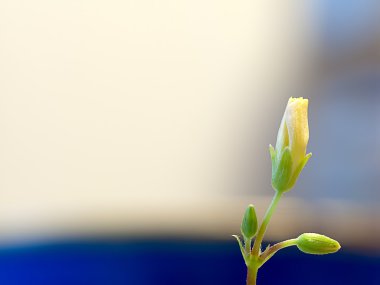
[0,0,379,284]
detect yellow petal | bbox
[284,97,309,170]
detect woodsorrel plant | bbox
[233,97,341,285]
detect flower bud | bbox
[296,233,341,255]
[270,97,312,192]
[241,204,258,240]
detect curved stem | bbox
[251,191,282,256]
[259,238,297,264]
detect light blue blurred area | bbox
[276,0,380,206]
[297,71,380,205]
[318,0,379,55]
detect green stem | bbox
[246,265,258,285]
[244,238,251,255]
[252,191,282,257]
[244,191,283,284]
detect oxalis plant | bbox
[233,97,341,285]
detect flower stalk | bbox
[234,97,341,285]
[246,265,258,285]
[251,191,282,257]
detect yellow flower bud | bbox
[296,233,341,255]
[270,97,312,192]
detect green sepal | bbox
[232,235,246,259]
[269,145,276,178]
[287,152,312,189]
[271,147,293,192]
[269,144,276,161]
[296,233,341,255]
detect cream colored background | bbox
[1,1,376,248]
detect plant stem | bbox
[244,238,251,255]
[252,191,282,257]
[246,265,258,285]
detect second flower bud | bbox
[241,204,258,241]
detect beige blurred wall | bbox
[0,1,321,243]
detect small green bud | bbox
[296,233,341,255]
[241,204,258,240]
